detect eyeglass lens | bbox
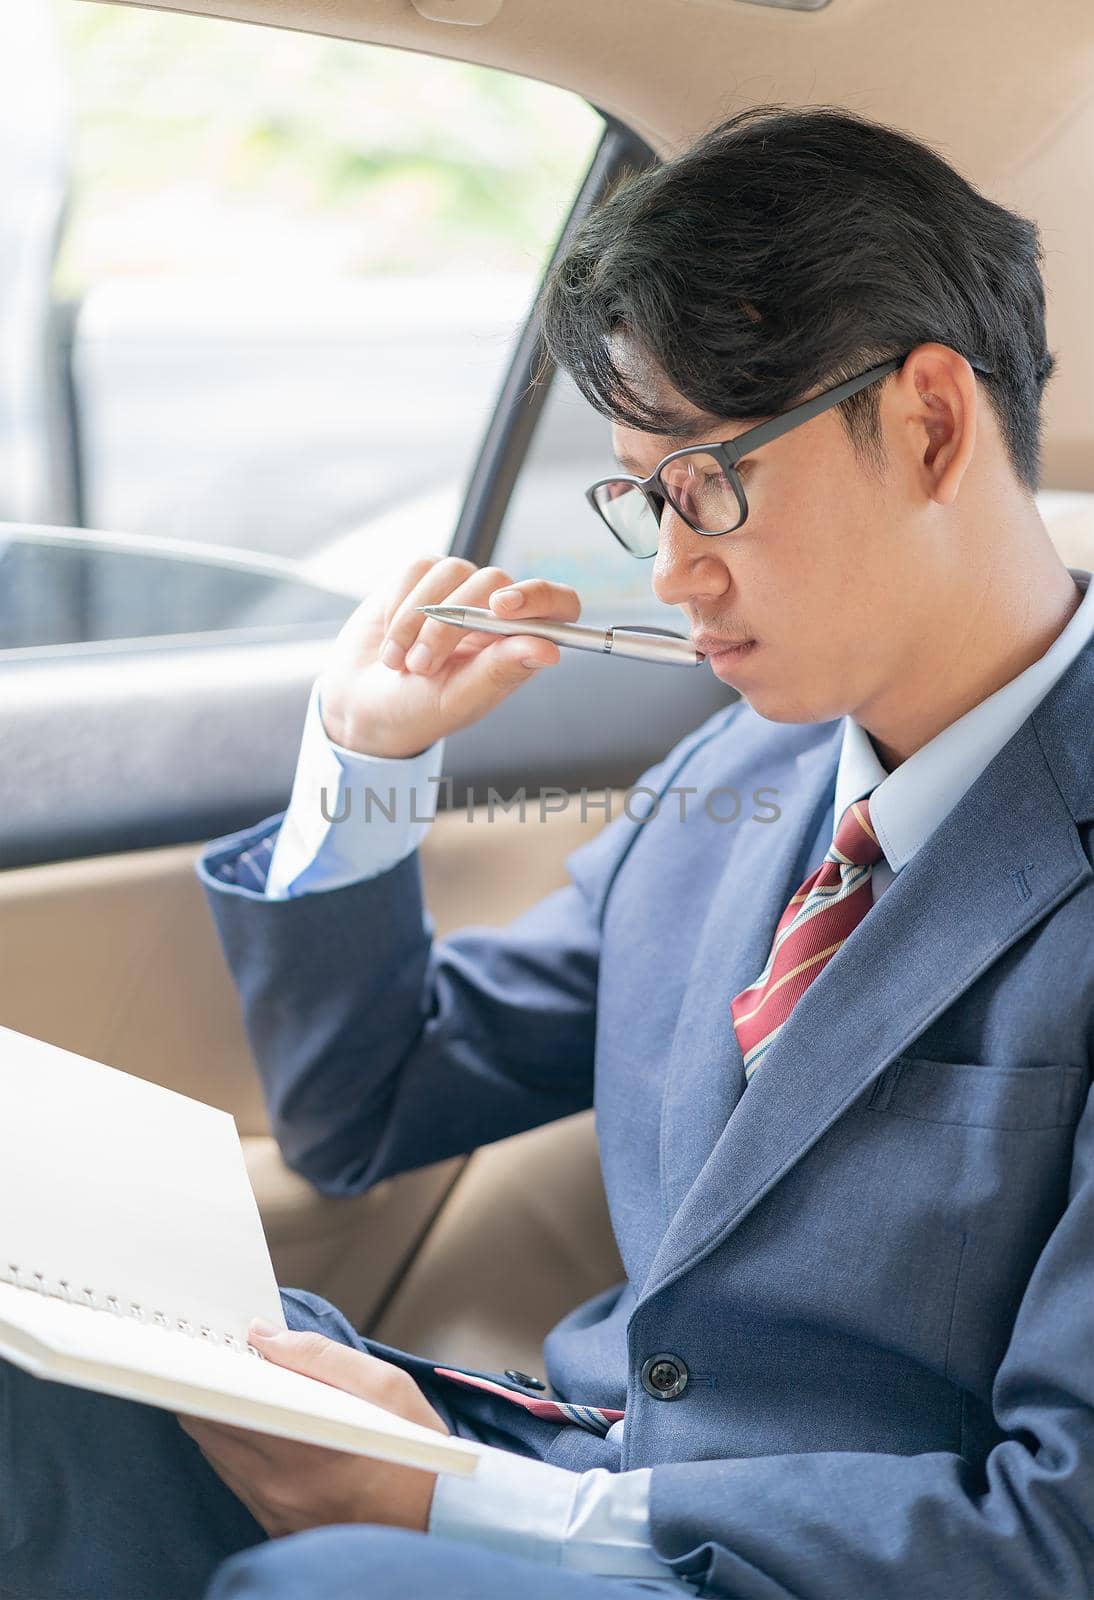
[591,480,661,555]
[659,453,744,535]
[593,452,744,556]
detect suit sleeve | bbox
[648,1076,1094,1599]
[196,703,739,1196]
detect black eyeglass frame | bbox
[584,351,993,557]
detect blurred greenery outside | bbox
[44,5,662,618]
[55,3,604,292]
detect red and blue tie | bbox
[433,1367,624,1436]
[730,791,884,1081]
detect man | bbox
[4,103,1093,1599]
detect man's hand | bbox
[318,556,580,758]
[177,1320,448,1539]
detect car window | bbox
[490,368,686,630]
[0,530,358,657]
[0,2,601,656]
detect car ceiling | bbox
[97,0,1094,491]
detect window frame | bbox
[450,113,657,568]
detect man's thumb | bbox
[248,1321,412,1402]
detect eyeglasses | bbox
[585,352,989,559]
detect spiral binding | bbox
[1,1262,264,1358]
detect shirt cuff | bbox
[429,1442,678,1582]
[264,679,446,898]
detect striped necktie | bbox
[432,1367,624,1436]
[730,792,884,1081]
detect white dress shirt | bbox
[261,566,1093,1579]
[834,567,1094,901]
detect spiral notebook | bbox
[0,1025,476,1479]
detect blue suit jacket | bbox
[199,632,1094,1599]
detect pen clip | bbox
[608,625,691,640]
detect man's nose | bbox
[650,507,731,607]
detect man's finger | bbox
[382,555,448,633]
[177,1413,279,1467]
[380,555,483,670]
[247,1324,413,1408]
[487,579,581,622]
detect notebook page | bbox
[0,1026,284,1346]
[0,1284,477,1477]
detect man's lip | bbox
[691,634,756,655]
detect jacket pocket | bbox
[868,1056,1086,1130]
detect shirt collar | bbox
[833,566,1094,872]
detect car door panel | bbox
[0,785,625,1330]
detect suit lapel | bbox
[640,700,1093,1307]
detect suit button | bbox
[505,1369,547,1391]
[640,1353,689,1400]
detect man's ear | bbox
[889,343,978,507]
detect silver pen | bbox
[416,604,705,668]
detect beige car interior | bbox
[3,0,1093,1383]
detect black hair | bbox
[538,104,1056,491]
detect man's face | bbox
[610,366,923,727]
